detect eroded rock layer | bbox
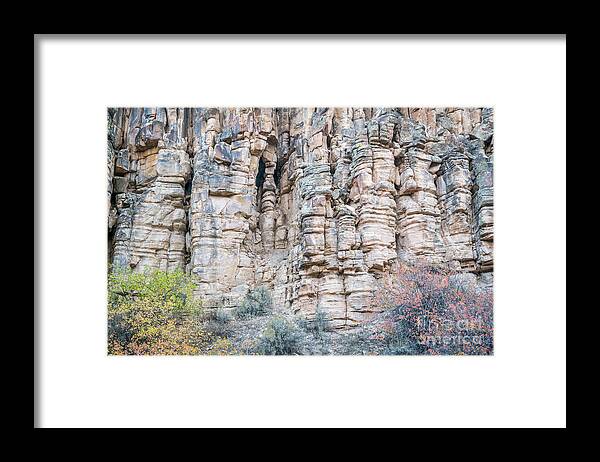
[108,108,494,328]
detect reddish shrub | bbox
[372,263,493,355]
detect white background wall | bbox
[36,36,566,428]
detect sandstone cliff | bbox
[107,107,493,328]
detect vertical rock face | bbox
[107,108,191,272]
[108,107,494,328]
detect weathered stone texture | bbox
[108,107,494,328]
[108,108,191,272]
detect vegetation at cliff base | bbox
[371,263,494,355]
[107,265,493,356]
[233,286,273,319]
[107,268,207,355]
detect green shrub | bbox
[205,307,232,337]
[239,338,256,355]
[312,309,330,339]
[107,268,207,355]
[299,309,331,339]
[206,337,237,355]
[234,286,273,319]
[340,329,373,355]
[214,307,232,324]
[256,317,302,355]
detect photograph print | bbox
[107,107,494,356]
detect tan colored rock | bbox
[108,108,192,272]
[108,107,494,328]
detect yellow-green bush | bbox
[206,337,238,355]
[107,268,207,355]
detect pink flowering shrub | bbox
[372,263,493,355]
